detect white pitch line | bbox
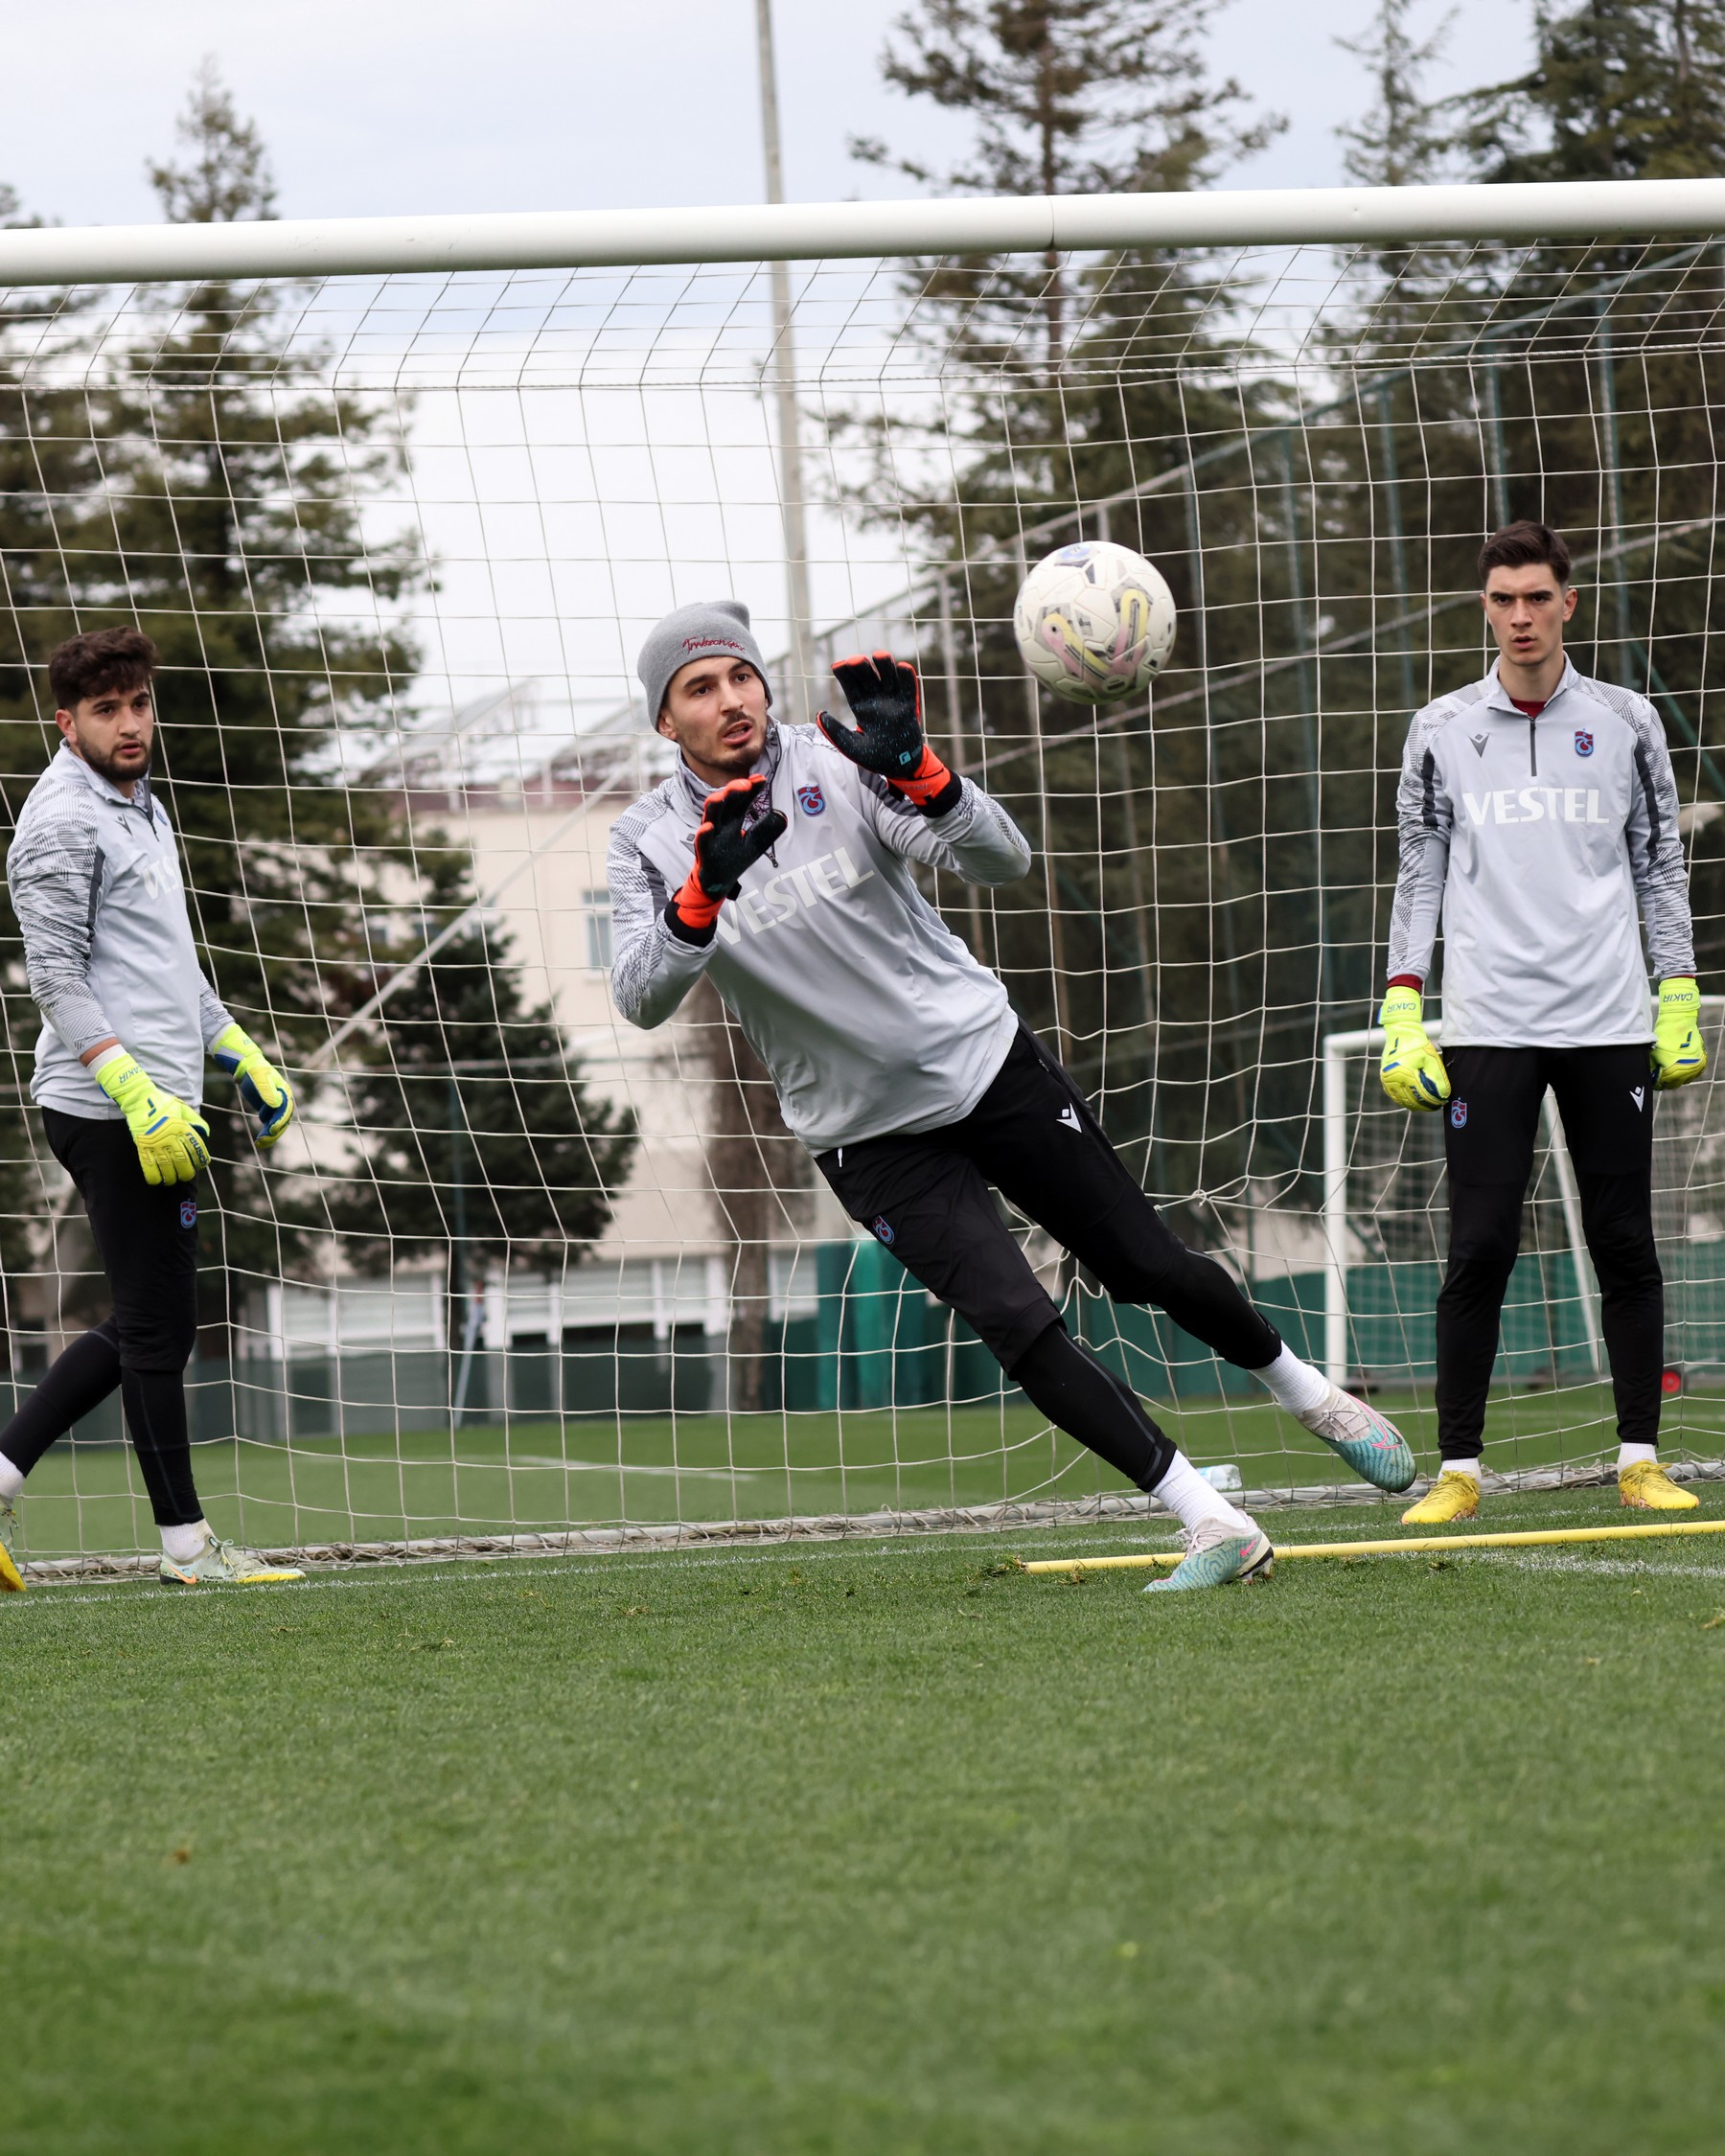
[500,1456,774,1479]
[1459,1550,1725,1580]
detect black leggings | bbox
[1438,1044,1664,1454]
[0,1110,203,1525]
[817,1026,1281,1490]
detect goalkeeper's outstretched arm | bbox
[851,767,1031,887]
[608,800,714,1031]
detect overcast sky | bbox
[9,0,1530,230]
[4,1,1537,719]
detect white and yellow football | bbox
[1012,539,1177,705]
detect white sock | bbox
[1153,1451,1255,1537]
[1618,1442,1657,1470]
[161,1520,211,1564]
[1440,1458,1482,1482]
[0,1453,24,1506]
[1251,1344,1332,1418]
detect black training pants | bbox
[1438,1044,1663,1454]
[816,1026,1281,1377]
[0,1110,203,1525]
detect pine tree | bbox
[851,3,1293,1198]
[315,892,637,1284]
[55,69,426,1344]
[2,71,641,1348]
[1463,0,1725,181]
[0,183,106,1333]
[1337,0,1457,187]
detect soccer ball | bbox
[1012,540,1177,705]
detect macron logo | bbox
[1057,1105,1082,1131]
[715,845,874,945]
[1462,788,1608,827]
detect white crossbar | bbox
[2,178,1725,289]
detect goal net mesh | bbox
[2,228,1722,1562]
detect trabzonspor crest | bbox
[1575,730,1594,757]
[796,782,826,815]
[1451,1100,1468,1130]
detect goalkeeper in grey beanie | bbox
[607,587,1419,1595]
[636,600,771,725]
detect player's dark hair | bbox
[1478,520,1572,589]
[47,626,157,712]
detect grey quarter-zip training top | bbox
[608,722,1033,1153]
[1385,658,1695,1047]
[7,744,235,1117]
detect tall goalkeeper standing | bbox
[610,602,1415,1593]
[1380,522,1706,1525]
[0,630,301,1592]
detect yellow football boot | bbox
[0,1500,23,1593]
[1400,1471,1481,1526]
[1619,1460,1699,1511]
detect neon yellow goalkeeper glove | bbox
[212,1024,295,1147]
[1652,977,1707,1090]
[1379,985,1451,1112]
[93,1051,211,1186]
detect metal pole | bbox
[1278,435,1332,1013]
[937,571,986,959]
[1595,299,1634,686]
[1373,384,1418,717]
[1482,352,1511,530]
[1184,463,1247,1158]
[1322,1032,1352,1387]
[1543,1096,1604,1378]
[755,0,813,720]
[1013,529,1073,1062]
[448,1071,475,1422]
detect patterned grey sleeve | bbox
[859,772,1033,886]
[1624,698,1696,979]
[1384,706,1454,986]
[199,978,237,1047]
[607,794,714,1029]
[5,788,116,1058]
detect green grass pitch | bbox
[7,1485,1725,2152]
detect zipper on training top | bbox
[1528,716,1537,777]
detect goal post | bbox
[2,176,1724,1569]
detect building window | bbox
[585,889,613,971]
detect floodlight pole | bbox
[755,0,814,720]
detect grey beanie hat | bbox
[636,600,771,729]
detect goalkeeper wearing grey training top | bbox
[610,599,1416,1593]
[0,629,301,1593]
[1380,521,1707,1526]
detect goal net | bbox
[2,190,1723,1567]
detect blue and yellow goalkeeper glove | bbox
[1379,986,1450,1112]
[1652,977,1707,1090]
[93,1050,211,1186]
[213,1024,295,1147]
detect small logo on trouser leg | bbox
[872,1216,895,1246]
[1631,1086,1645,1111]
[1057,1105,1081,1131]
[1450,1100,1468,1129]
[179,1197,198,1228]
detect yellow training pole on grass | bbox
[1022,1518,1725,1575]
